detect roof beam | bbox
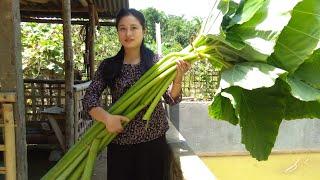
[21,17,115,26]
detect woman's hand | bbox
[89,107,129,133]
[174,60,191,84]
[170,60,192,99]
[104,114,130,133]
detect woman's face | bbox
[117,15,145,50]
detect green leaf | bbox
[268,0,320,73]
[209,93,239,125]
[294,49,320,88]
[284,95,320,120]
[217,0,231,15]
[220,62,287,90]
[286,76,320,101]
[225,83,286,160]
[221,1,240,29]
[228,0,301,60]
[228,0,267,28]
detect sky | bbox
[129,0,215,19]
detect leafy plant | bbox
[206,0,320,160]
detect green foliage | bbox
[21,23,64,78]
[225,83,286,161]
[141,8,201,53]
[293,49,320,89]
[94,26,121,61]
[207,0,320,160]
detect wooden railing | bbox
[0,92,17,180]
[23,79,112,144]
[73,81,112,140]
[24,79,66,122]
[73,81,93,140]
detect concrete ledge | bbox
[168,102,320,155]
[167,121,216,180]
[92,120,216,180]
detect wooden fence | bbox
[181,61,219,101]
[0,92,17,180]
[23,79,111,145]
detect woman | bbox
[83,8,191,180]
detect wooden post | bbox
[62,0,75,148]
[85,25,90,79]
[3,104,17,180]
[88,3,96,80]
[88,4,96,80]
[0,0,28,179]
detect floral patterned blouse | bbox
[82,59,181,145]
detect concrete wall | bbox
[167,102,320,154]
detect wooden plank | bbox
[0,145,5,151]
[3,104,17,180]
[62,0,75,148]
[47,115,66,152]
[30,83,36,121]
[0,124,17,128]
[49,84,53,105]
[40,83,45,110]
[74,92,80,140]
[73,81,91,91]
[0,0,28,179]
[0,93,16,103]
[0,167,6,174]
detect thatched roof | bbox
[20,0,129,22]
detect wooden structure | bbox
[0,93,17,180]
[0,0,128,179]
[23,79,112,144]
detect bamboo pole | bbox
[3,104,17,180]
[62,0,75,148]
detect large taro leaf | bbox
[268,0,320,73]
[223,82,286,160]
[228,0,301,59]
[221,0,240,29]
[220,62,287,90]
[226,0,267,28]
[284,95,320,120]
[202,0,247,51]
[285,76,320,101]
[294,49,320,89]
[219,0,272,61]
[209,93,239,125]
[278,79,320,120]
